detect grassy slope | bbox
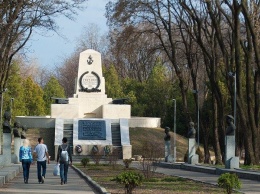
[130,127,214,162]
[129,127,188,161]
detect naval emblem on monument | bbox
[79,55,101,92]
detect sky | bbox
[27,0,109,69]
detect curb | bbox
[155,162,244,194]
[0,164,22,187]
[71,165,111,194]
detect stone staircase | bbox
[63,123,74,154]
[111,123,122,159]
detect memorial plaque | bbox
[78,120,106,140]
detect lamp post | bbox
[192,90,200,148]
[228,72,236,125]
[10,98,14,123]
[173,99,176,163]
[0,88,7,126]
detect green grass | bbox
[76,163,225,193]
[240,165,260,171]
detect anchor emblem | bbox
[87,55,93,65]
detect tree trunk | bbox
[212,95,223,164]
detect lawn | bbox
[74,163,225,194]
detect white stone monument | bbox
[52,49,132,159]
[225,135,239,169]
[188,138,198,164]
[225,115,239,169]
[14,137,22,164]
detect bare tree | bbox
[55,52,79,97]
[0,0,87,93]
[106,0,194,121]
[180,0,260,165]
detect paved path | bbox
[1,161,260,194]
[154,166,260,194]
[128,161,260,194]
[0,162,98,194]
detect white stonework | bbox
[129,117,161,128]
[103,105,131,119]
[14,138,22,164]
[122,145,132,159]
[75,49,105,95]
[51,49,113,119]
[188,138,198,164]
[120,119,131,145]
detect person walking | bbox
[19,139,33,184]
[57,137,72,185]
[33,137,50,184]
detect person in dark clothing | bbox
[56,137,72,185]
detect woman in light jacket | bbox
[19,139,33,183]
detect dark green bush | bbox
[123,158,133,168]
[81,158,90,168]
[218,173,241,194]
[161,177,184,182]
[115,171,144,194]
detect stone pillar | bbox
[14,137,22,164]
[188,138,198,164]
[165,141,173,162]
[225,135,239,169]
[3,133,11,165]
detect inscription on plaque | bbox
[81,73,98,88]
[78,120,106,140]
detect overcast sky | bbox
[27,0,109,69]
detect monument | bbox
[13,122,22,164]
[187,122,198,164]
[164,127,173,162]
[225,115,239,169]
[52,49,132,159]
[15,49,160,160]
[1,111,12,165]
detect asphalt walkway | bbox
[154,166,260,194]
[0,162,98,194]
[1,161,260,194]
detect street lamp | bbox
[10,98,14,123]
[228,72,236,125]
[192,89,200,148]
[0,88,7,126]
[173,99,177,163]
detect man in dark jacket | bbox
[56,137,72,185]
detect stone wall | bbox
[26,128,55,160]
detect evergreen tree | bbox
[121,78,147,116]
[23,77,45,116]
[4,61,26,123]
[103,65,124,98]
[145,64,173,125]
[43,76,65,115]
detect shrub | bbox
[139,140,161,178]
[196,147,204,163]
[218,173,241,194]
[106,148,120,169]
[81,158,90,168]
[115,171,144,194]
[123,158,133,168]
[184,148,203,163]
[91,145,103,165]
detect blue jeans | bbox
[60,161,69,182]
[37,161,46,182]
[22,159,31,180]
